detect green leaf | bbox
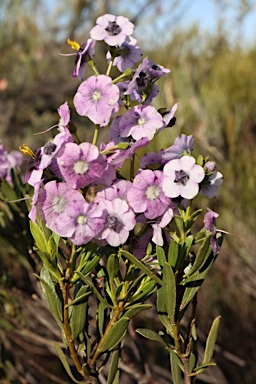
[120,249,162,286]
[30,220,48,253]
[75,271,110,307]
[107,253,119,283]
[183,233,212,278]
[99,317,129,353]
[124,303,152,319]
[162,263,176,324]
[203,316,221,365]
[107,348,121,384]
[136,328,167,347]
[98,301,108,337]
[54,343,84,383]
[157,285,173,336]
[191,362,217,376]
[37,267,63,328]
[170,351,182,384]
[168,240,179,268]
[130,277,157,303]
[156,246,166,267]
[70,285,89,340]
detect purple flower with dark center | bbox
[200,170,223,198]
[74,75,120,126]
[116,81,131,105]
[125,57,170,104]
[140,149,165,170]
[109,115,129,144]
[90,14,134,46]
[56,142,108,189]
[55,201,106,245]
[163,156,205,199]
[162,134,194,162]
[127,170,171,219]
[203,208,220,254]
[119,105,164,141]
[71,39,96,80]
[106,37,142,72]
[37,181,85,235]
[96,198,136,247]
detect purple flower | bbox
[0,141,23,184]
[37,181,85,235]
[125,57,170,104]
[95,180,133,203]
[200,170,223,198]
[203,208,220,254]
[140,149,165,170]
[70,39,96,80]
[162,134,194,162]
[96,198,136,247]
[106,138,149,168]
[151,208,174,246]
[106,37,142,72]
[119,105,164,141]
[163,156,205,199]
[90,14,134,46]
[127,170,171,219]
[74,75,120,126]
[56,142,108,189]
[58,101,70,129]
[158,103,178,134]
[56,201,106,245]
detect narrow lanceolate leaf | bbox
[203,316,221,365]
[99,317,129,353]
[124,303,152,319]
[170,351,182,384]
[183,233,212,278]
[30,220,48,252]
[157,285,173,336]
[107,348,121,384]
[162,263,176,324]
[54,343,84,383]
[120,250,163,286]
[107,253,119,283]
[37,267,62,328]
[75,271,110,307]
[156,246,166,267]
[136,328,167,347]
[168,240,179,269]
[70,285,89,340]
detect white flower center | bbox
[138,116,146,126]
[77,215,87,225]
[73,160,89,175]
[52,196,67,214]
[146,185,161,200]
[92,90,102,101]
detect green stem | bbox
[89,300,125,367]
[106,59,113,76]
[60,279,84,376]
[92,125,99,146]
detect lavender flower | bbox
[162,134,194,162]
[74,75,120,126]
[203,208,220,254]
[96,198,136,247]
[106,37,142,72]
[127,170,171,219]
[55,201,106,245]
[95,180,133,203]
[90,14,134,46]
[37,181,85,235]
[56,142,108,189]
[125,57,170,104]
[163,156,205,199]
[69,39,96,80]
[201,162,223,198]
[0,142,23,184]
[119,105,164,141]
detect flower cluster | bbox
[21,14,223,251]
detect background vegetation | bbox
[1,0,256,382]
